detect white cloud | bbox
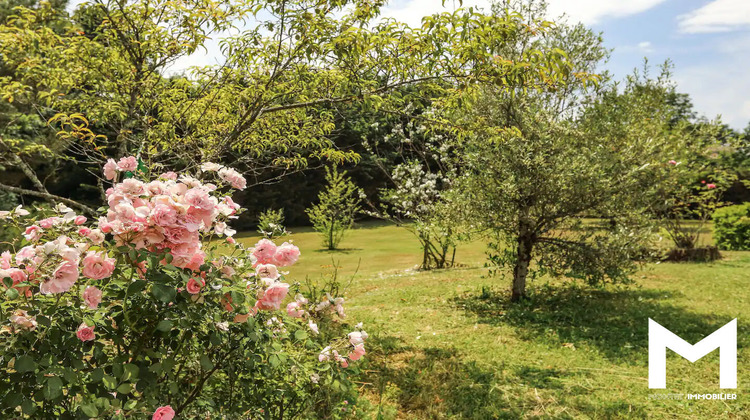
[380,0,668,27]
[637,41,654,53]
[545,0,668,24]
[678,0,750,33]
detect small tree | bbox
[307,167,362,250]
[256,208,289,239]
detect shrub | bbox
[0,158,368,419]
[713,203,750,250]
[257,208,289,239]
[306,167,362,250]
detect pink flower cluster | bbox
[2,210,116,298]
[252,239,300,267]
[318,324,368,368]
[98,159,241,272]
[246,239,304,315]
[103,156,138,181]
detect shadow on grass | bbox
[312,248,363,254]
[359,336,521,419]
[358,335,622,419]
[453,284,741,363]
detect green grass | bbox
[236,221,750,419]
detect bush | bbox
[0,158,369,419]
[257,208,289,239]
[713,203,750,250]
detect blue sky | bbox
[380,0,750,129]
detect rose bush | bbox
[0,158,367,419]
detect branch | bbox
[0,183,97,215]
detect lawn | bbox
[235,221,750,419]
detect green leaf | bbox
[122,364,139,382]
[80,403,98,417]
[199,355,214,371]
[21,399,36,415]
[127,280,148,294]
[151,283,176,303]
[5,287,19,300]
[156,320,173,332]
[15,356,36,373]
[102,375,117,390]
[269,354,280,368]
[294,330,308,341]
[90,368,104,382]
[43,377,63,400]
[116,383,132,394]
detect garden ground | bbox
[236,222,750,419]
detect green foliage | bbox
[0,0,578,215]
[257,208,288,239]
[713,203,750,250]
[307,166,362,250]
[449,6,668,301]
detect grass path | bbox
[236,222,750,419]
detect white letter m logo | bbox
[649,318,737,389]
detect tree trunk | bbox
[511,233,534,302]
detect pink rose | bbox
[23,225,42,242]
[160,171,178,180]
[348,344,366,361]
[218,167,247,190]
[256,282,290,311]
[252,239,277,264]
[117,156,138,172]
[186,278,204,294]
[10,310,37,331]
[76,323,95,341]
[668,160,677,165]
[273,242,300,267]
[41,260,79,294]
[118,178,145,196]
[83,286,103,309]
[286,302,305,318]
[308,320,319,335]
[151,204,178,227]
[87,229,106,244]
[255,264,279,280]
[82,251,116,280]
[38,217,60,229]
[319,346,331,362]
[348,331,367,346]
[707,183,717,189]
[0,251,10,269]
[152,405,175,420]
[103,159,118,180]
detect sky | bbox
[68,0,750,129]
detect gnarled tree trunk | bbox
[511,229,534,302]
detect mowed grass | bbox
[235,221,750,419]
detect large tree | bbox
[451,2,687,301]
[0,0,574,213]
